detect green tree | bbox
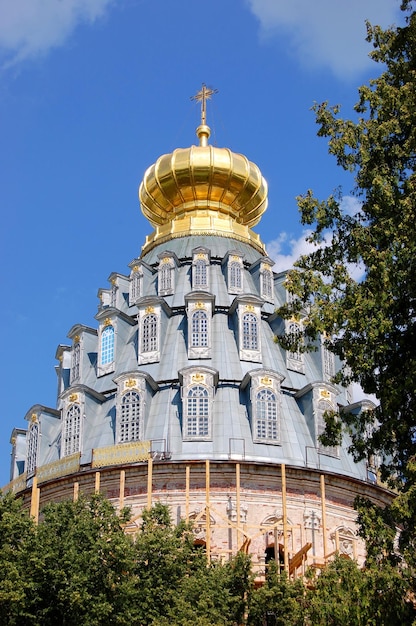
[305,555,414,625]
[278,3,416,488]
[247,562,305,626]
[0,491,36,625]
[27,494,138,626]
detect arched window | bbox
[101,325,114,365]
[322,342,335,381]
[193,259,208,289]
[26,422,39,475]
[242,313,258,350]
[71,341,80,382]
[255,389,278,441]
[261,268,273,300]
[288,322,302,362]
[191,310,208,347]
[229,261,242,290]
[119,391,141,443]
[110,283,118,308]
[130,270,142,304]
[186,385,209,438]
[64,404,81,456]
[142,314,158,353]
[316,399,338,457]
[159,262,172,293]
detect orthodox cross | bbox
[191,83,218,125]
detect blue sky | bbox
[0,0,403,485]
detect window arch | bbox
[255,388,279,441]
[186,385,209,438]
[229,261,242,290]
[191,310,208,347]
[101,325,114,365]
[193,259,208,289]
[242,313,259,350]
[316,399,338,457]
[119,391,141,443]
[129,270,142,304]
[159,261,173,294]
[64,404,81,456]
[261,268,273,300]
[26,422,39,475]
[71,341,80,381]
[142,314,158,353]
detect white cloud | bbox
[246,0,400,79]
[0,0,115,67]
[266,229,329,273]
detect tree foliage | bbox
[0,493,414,624]
[277,3,416,488]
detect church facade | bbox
[7,94,391,576]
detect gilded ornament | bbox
[245,304,255,312]
[104,318,112,327]
[74,335,80,343]
[125,378,137,389]
[192,373,205,383]
[31,413,38,423]
[145,306,155,314]
[69,393,78,403]
[133,265,139,272]
[195,302,205,309]
[260,376,272,387]
[319,389,331,399]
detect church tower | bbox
[8,88,391,575]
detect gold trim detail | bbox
[104,318,113,327]
[195,302,205,309]
[92,441,151,468]
[145,306,155,314]
[132,265,139,272]
[319,389,331,399]
[260,376,272,387]
[74,335,80,343]
[69,393,78,403]
[192,373,205,383]
[37,453,81,485]
[30,413,38,424]
[2,472,27,494]
[125,378,137,389]
[245,305,255,312]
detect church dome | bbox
[138,87,268,254]
[139,124,268,229]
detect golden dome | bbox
[138,88,268,254]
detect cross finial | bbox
[191,83,218,126]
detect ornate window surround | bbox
[179,366,218,442]
[192,247,210,291]
[185,292,215,359]
[230,295,263,363]
[241,369,285,444]
[157,251,178,297]
[114,371,159,444]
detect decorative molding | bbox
[92,440,151,468]
[37,453,81,484]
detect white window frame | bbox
[180,367,218,442]
[71,339,81,383]
[228,258,243,294]
[316,397,339,458]
[138,305,161,365]
[192,252,210,291]
[260,264,274,302]
[244,370,284,445]
[63,399,82,457]
[118,389,142,443]
[26,419,39,476]
[237,302,262,362]
[286,320,304,374]
[321,336,335,382]
[129,267,143,305]
[186,297,213,359]
[98,320,116,376]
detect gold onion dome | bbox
[139,86,268,254]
